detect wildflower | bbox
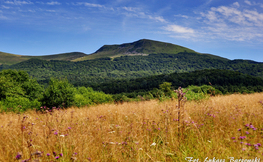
[245,131,250,134]
[238,128,241,131]
[54,131,58,135]
[231,137,235,140]
[15,152,22,160]
[55,156,60,159]
[242,148,246,151]
[239,136,246,140]
[150,142,156,146]
[246,143,251,146]
[68,127,71,130]
[47,153,50,156]
[253,128,257,131]
[60,153,63,157]
[256,143,261,147]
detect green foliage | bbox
[0,70,43,112]
[74,87,113,107]
[41,78,75,109]
[0,97,41,112]
[159,82,174,97]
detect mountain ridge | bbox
[73,39,199,61]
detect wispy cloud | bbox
[5,0,33,5]
[164,24,195,34]
[199,2,263,41]
[122,6,167,23]
[47,1,61,5]
[75,2,105,8]
[244,0,252,6]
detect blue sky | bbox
[0,0,263,62]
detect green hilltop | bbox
[0,52,87,65]
[72,39,198,61]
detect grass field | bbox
[0,93,262,161]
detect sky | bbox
[0,0,263,62]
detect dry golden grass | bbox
[0,93,262,161]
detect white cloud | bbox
[2,5,10,9]
[76,2,105,8]
[5,0,33,5]
[122,7,138,12]
[47,2,61,5]
[174,14,189,19]
[233,2,240,8]
[164,24,195,34]
[244,0,252,5]
[149,15,166,23]
[199,3,263,41]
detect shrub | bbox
[74,87,113,107]
[40,78,75,109]
[0,97,41,112]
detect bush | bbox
[0,97,41,112]
[40,78,75,109]
[74,87,113,107]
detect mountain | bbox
[0,52,87,65]
[72,39,200,61]
[1,39,263,89]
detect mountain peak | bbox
[76,39,197,61]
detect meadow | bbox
[0,93,262,162]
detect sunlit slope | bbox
[0,52,87,65]
[73,39,198,61]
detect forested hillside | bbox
[1,52,262,88]
[90,69,263,95]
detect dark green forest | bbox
[1,52,263,88]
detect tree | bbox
[41,78,75,108]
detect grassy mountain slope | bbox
[73,39,198,61]
[0,52,87,65]
[0,52,29,65]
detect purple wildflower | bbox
[15,152,22,160]
[245,131,250,134]
[246,143,252,146]
[55,156,60,159]
[257,143,261,147]
[68,127,71,130]
[54,131,58,135]
[231,137,236,140]
[239,136,246,140]
[238,128,241,131]
[59,153,63,157]
[47,153,50,156]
